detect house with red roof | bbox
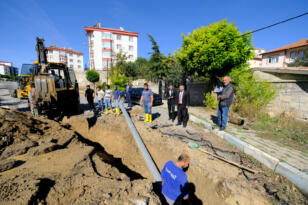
[261,39,308,68]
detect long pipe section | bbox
[119,102,162,182]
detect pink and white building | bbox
[85,24,138,71]
[249,48,266,68]
[46,46,84,71]
[261,39,308,68]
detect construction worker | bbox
[85,85,95,110]
[104,85,113,114]
[140,83,153,123]
[96,86,104,111]
[125,81,133,107]
[112,85,121,115]
[161,154,190,204]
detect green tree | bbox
[175,19,254,79]
[287,49,308,67]
[162,54,184,86]
[109,52,128,91]
[86,70,100,88]
[147,34,167,82]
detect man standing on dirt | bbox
[96,86,104,111]
[177,85,190,128]
[85,85,95,110]
[112,85,121,115]
[161,154,190,204]
[104,85,113,114]
[140,83,153,123]
[217,76,234,131]
[125,81,133,107]
[166,85,176,121]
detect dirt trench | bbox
[65,108,307,205]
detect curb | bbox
[189,114,308,196]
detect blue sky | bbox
[0,0,307,69]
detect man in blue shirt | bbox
[161,154,190,204]
[125,81,133,107]
[112,85,121,115]
[140,83,153,123]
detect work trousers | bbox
[97,99,104,110]
[217,106,230,128]
[87,98,95,110]
[104,98,111,109]
[167,100,175,120]
[177,104,188,126]
[143,102,152,114]
[126,92,132,107]
[113,99,119,108]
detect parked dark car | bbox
[130,88,163,106]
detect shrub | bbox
[86,70,100,85]
[229,64,277,119]
[204,92,218,109]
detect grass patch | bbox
[251,113,308,152]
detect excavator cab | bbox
[29,37,80,117]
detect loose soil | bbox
[0,107,307,205]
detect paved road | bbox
[0,81,29,111]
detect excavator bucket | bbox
[34,75,57,105]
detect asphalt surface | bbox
[0,81,29,111]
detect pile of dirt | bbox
[0,108,160,205]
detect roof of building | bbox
[262,38,308,55]
[84,26,139,37]
[254,48,265,50]
[46,47,83,55]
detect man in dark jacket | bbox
[177,85,190,128]
[85,85,95,110]
[125,81,133,107]
[166,85,176,121]
[217,76,234,131]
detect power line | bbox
[242,12,308,36]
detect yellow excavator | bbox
[29,37,80,117]
[14,64,33,98]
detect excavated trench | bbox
[65,111,285,205]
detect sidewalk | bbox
[186,106,308,172]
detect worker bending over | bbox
[161,154,190,204]
[112,85,121,115]
[140,83,153,123]
[104,85,113,114]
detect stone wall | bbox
[253,68,308,120]
[74,70,107,91]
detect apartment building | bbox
[249,48,266,68]
[0,61,18,76]
[261,39,308,68]
[46,46,84,71]
[84,24,138,71]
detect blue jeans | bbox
[143,102,152,114]
[97,99,104,110]
[104,98,111,109]
[126,92,132,106]
[217,106,230,128]
[113,99,119,108]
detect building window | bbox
[290,52,296,60]
[129,55,133,60]
[129,36,133,42]
[60,57,66,62]
[103,51,112,58]
[69,53,73,57]
[117,35,121,40]
[129,46,133,51]
[78,65,81,69]
[102,32,112,39]
[69,59,73,62]
[299,50,304,58]
[268,56,279,64]
[102,41,112,49]
[117,44,121,50]
[69,65,73,69]
[103,61,112,68]
[49,50,53,54]
[77,60,81,63]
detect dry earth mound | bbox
[0,108,160,205]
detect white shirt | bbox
[105,89,112,98]
[179,91,184,104]
[97,90,104,100]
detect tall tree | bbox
[175,19,254,79]
[147,34,166,82]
